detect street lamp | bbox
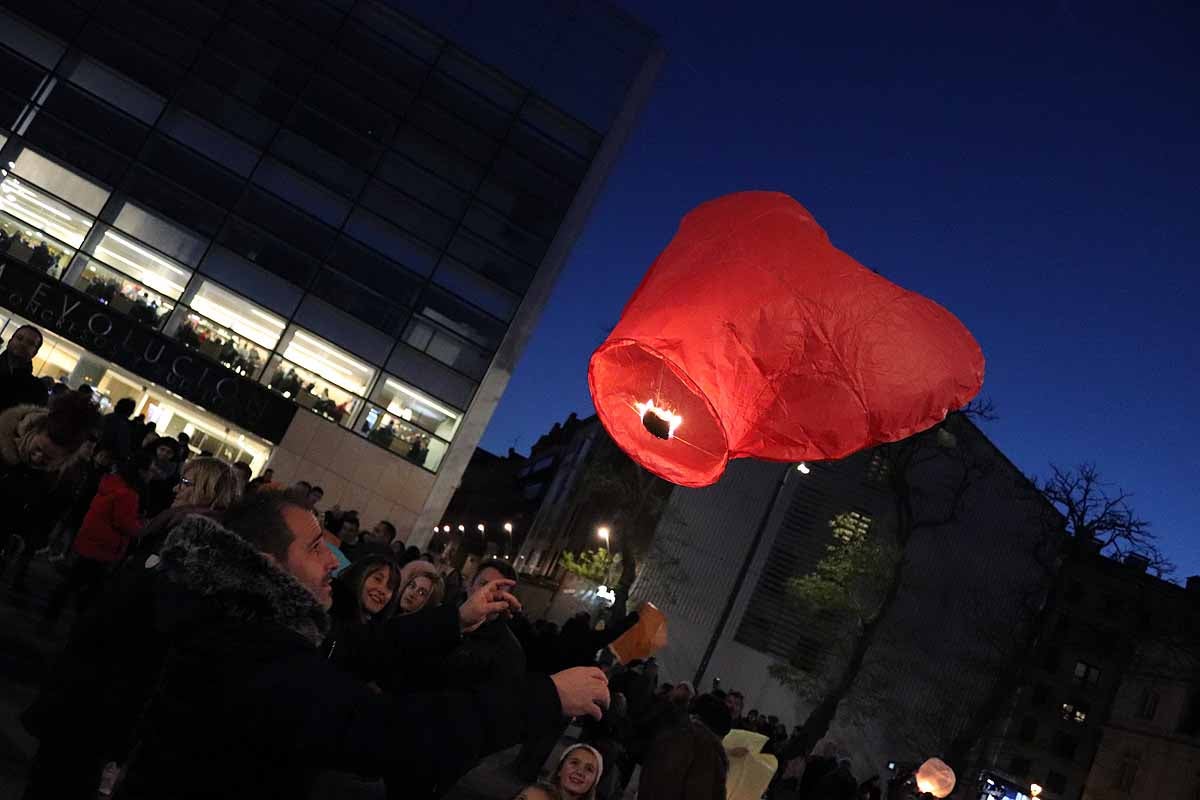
[597,526,610,546]
[458,524,465,533]
[477,523,485,532]
[503,522,513,533]
[1030,784,1042,799]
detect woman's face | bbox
[399,575,434,614]
[173,469,198,507]
[360,566,395,616]
[558,748,599,797]
[26,432,72,469]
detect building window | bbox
[1060,701,1089,724]
[1046,772,1066,794]
[263,355,362,428]
[71,256,175,328]
[0,210,75,278]
[189,281,285,352]
[864,450,891,485]
[1073,660,1101,687]
[356,405,447,471]
[1115,751,1139,792]
[1136,689,1159,721]
[276,327,375,397]
[91,228,192,299]
[368,375,462,441]
[0,174,95,249]
[111,199,208,267]
[830,511,873,542]
[1009,756,1031,777]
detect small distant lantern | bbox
[914,758,955,798]
[588,191,984,488]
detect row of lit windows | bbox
[0,132,496,398]
[0,146,460,472]
[0,3,595,380]
[0,30,534,354]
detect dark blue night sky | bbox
[481,1,1200,577]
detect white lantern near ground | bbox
[915,758,955,798]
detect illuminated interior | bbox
[92,228,191,299]
[0,175,94,248]
[0,313,272,472]
[370,375,462,440]
[358,404,448,471]
[263,355,363,428]
[70,255,176,327]
[278,327,375,396]
[0,209,75,278]
[190,280,285,350]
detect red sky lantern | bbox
[588,191,984,487]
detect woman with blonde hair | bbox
[135,456,243,562]
[512,744,604,800]
[396,559,445,616]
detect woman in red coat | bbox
[45,451,152,625]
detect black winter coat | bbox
[0,355,47,411]
[28,515,563,800]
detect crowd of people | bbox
[2,322,885,800]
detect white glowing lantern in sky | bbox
[634,399,683,440]
[915,758,955,798]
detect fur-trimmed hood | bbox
[0,403,47,467]
[159,514,329,646]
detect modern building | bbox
[621,415,1060,781]
[0,0,661,540]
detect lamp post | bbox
[503,522,514,557]
[1030,783,1042,800]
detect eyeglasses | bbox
[406,583,430,598]
[179,476,195,487]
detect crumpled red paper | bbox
[588,191,984,487]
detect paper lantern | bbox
[588,191,984,487]
[915,757,956,798]
[608,602,668,664]
[723,730,779,800]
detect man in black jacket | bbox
[24,491,609,800]
[0,324,48,411]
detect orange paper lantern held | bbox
[588,191,984,487]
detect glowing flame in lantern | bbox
[635,399,683,440]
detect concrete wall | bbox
[266,410,435,541]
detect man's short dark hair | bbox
[223,490,307,562]
[114,397,136,417]
[476,557,517,583]
[310,486,324,497]
[232,462,252,482]
[375,520,396,539]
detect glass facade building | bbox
[0,0,660,532]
